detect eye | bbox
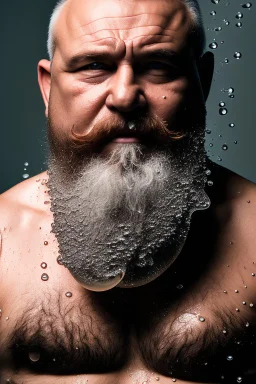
[82,62,110,71]
[146,62,171,70]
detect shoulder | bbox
[0,171,50,231]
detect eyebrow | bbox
[65,48,186,70]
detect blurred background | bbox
[1,0,255,193]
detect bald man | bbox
[1,0,256,383]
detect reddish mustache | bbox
[69,115,186,150]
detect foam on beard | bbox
[48,133,210,291]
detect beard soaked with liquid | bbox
[47,116,210,291]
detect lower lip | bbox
[112,138,140,143]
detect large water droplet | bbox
[234,52,242,59]
[219,101,225,107]
[236,12,243,19]
[222,144,228,151]
[209,42,218,49]
[242,3,252,8]
[41,262,47,269]
[22,174,30,179]
[228,87,234,94]
[41,273,49,281]
[229,123,235,127]
[219,108,228,115]
[29,351,41,362]
[24,162,29,167]
[65,292,73,298]
[226,355,233,361]
[236,22,243,28]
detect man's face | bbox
[47,0,204,144]
[39,0,210,291]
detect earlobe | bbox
[198,52,214,102]
[38,59,51,117]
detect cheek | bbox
[145,77,189,122]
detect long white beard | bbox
[48,134,210,291]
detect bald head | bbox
[47,0,205,61]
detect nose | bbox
[105,64,146,113]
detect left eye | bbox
[146,62,170,70]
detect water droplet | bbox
[44,241,48,246]
[242,301,246,305]
[6,316,9,321]
[242,3,252,9]
[199,316,205,322]
[206,129,211,134]
[128,121,136,130]
[228,87,234,94]
[219,101,225,107]
[212,0,220,3]
[222,144,228,151]
[250,303,254,307]
[229,123,235,127]
[57,256,64,265]
[226,355,233,361]
[41,262,47,269]
[210,10,216,15]
[217,156,222,162]
[65,292,73,298]
[215,26,222,31]
[219,108,228,115]
[224,20,230,26]
[209,42,218,49]
[172,379,177,383]
[22,174,30,179]
[29,351,41,362]
[237,377,243,383]
[41,273,49,281]
[223,290,227,293]
[234,52,242,59]
[252,273,255,276]
[206,169,212,176]
[176,284,183,290]
[229,94,235,99]
[207,181,214,187]
[235,289,239,293]
[224,58,229,63]
[236,308,240,312]
[246,322,250,327]
[156,378,160,382]
[209,143,213,147]
[236,22,243,27]
[24,162,29,167]
[236,12,243,19]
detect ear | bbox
[197,51,214,102]
[38,59,51,118]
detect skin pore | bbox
[1,0,256,383]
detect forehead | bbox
[55,0,193,58]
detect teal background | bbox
[1,0,255,193]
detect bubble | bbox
[210,10,216,15]
[242,3,252,8]
[224,58,229,63]
[236,12,243,19]
[209,42,218,50]
[219,102,225,107]
[226,355,233,361]
[41,273,49,281]
[207,181,214,187]
[234,52,242,59]
[57,256,64,265]
[65,292,73,298]
[237,378,243,383]
[22,174,30,179]
[228,87,234,94]
[236,22,243,27]
[211,0,220,3]
[234,140,238,144]
[229,123,235,127]
[215,27,222,31]
[24,162,29,167]
[222,144,228,151]
[41,262,47,269]
[29,351,41,362]
[219,108,228,115]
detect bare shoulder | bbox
[0,171,50,229]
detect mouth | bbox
[112,137,141,144]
